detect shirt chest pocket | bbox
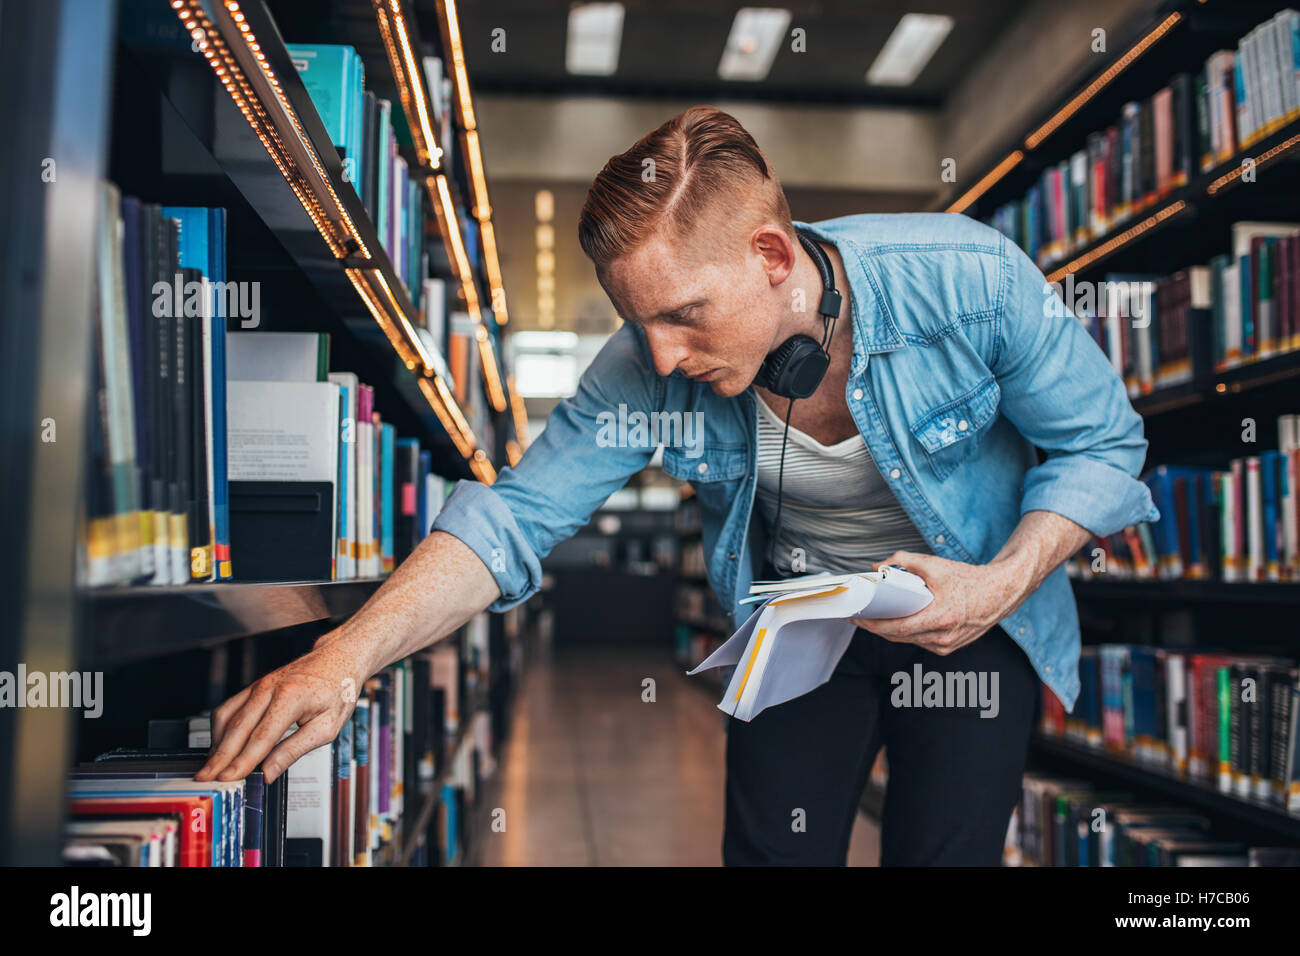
[908,376,1001,482]
[661,444,749,487]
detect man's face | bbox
[596,223,788,398]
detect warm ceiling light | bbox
[567,3,624,76]
[535,189,555,221]
[866,13,953,87]
[718,8,791,81]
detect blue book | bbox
[1239,248,1254,359]
[377,98,392,246]
[441,781,458,863]
[381,423,395,574]
[336,385,349,580]
[162,205,231,580]
[285,44,354,163]
[346,47,364,194]
[417,449,432,538]
[1261,449,1281,576]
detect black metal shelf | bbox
[84,578,388,668]
[116,0,485,478]
[1031,734,1300,840]
[1033,112,1300,284]
[961,0,1297,221]
[1070,578,1300,605]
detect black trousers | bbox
[722,581,1039,866]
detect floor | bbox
[474,640,880,866]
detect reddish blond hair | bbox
[577,105,793,270]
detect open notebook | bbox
[687,567,933,721]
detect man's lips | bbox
[688,367,721,382]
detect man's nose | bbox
[644,325,690,378]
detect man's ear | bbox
[752,225,797,287]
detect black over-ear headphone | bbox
[753,227,842,399]
[756,227,843,573]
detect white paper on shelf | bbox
[227,381,340,483]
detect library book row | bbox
[283,41,484,307]
[85,183,486,588]
[1067,221,1300,397]
[1064,412,1300,582]
[62,622,495,867]
[1038,645,1300,815]
[1011,771,1300,867]
[983,9,1300,271]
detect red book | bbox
[69,795,213,866]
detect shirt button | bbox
[1018,626,1026,636]
[852,388,864,400]
[1045,664,1052,673]
[935,534,945,544]
[889,468,901,479]
[697,462,708,475]
[957,419,969,431]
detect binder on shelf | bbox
[226,380,340,582]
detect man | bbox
[197,106,1158,866]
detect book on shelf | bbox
[60,648,472,867]
[1066,414,1300,583]
[86,186,231,587]
[285,43,427,302]
[982,11,1300,269]
[1038,645,1300,812]
[1016,772,1300,866]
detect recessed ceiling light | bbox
[866,13,953,87]
[718,8,791,81]
[567,3,625,76]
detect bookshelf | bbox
[950,0,1300,855]
[0,0,527,866]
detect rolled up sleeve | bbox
[432,323,664,611]
[993,235,1160,537]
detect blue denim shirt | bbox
[433,213,1160,711]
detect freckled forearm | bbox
[987,509,1092,601]
[314,530,502,684]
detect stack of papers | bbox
[688,567,933,721]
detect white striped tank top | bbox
[754,392,931,575]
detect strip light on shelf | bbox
[1044,200,1187,283]
[476,324,508,413]
[1207,131,1300,194]
[948,11,1181,217]
[1025,12,1182,150]
[945,150,1024,215]
[174,0,370,260]
[507,374,531,447]
[434,0,509,325]
[439,0,476,131]
[371,269,435,372]
[431,174,480,317]
[417,376,477,459]
[372,0,440,169]
[345,268,422,370]
[469,449,497,484]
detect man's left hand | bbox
[848,550,1027,656]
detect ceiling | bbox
[416,0,1033,108]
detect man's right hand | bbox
[194,629,364,786]
[193,530,503,786]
